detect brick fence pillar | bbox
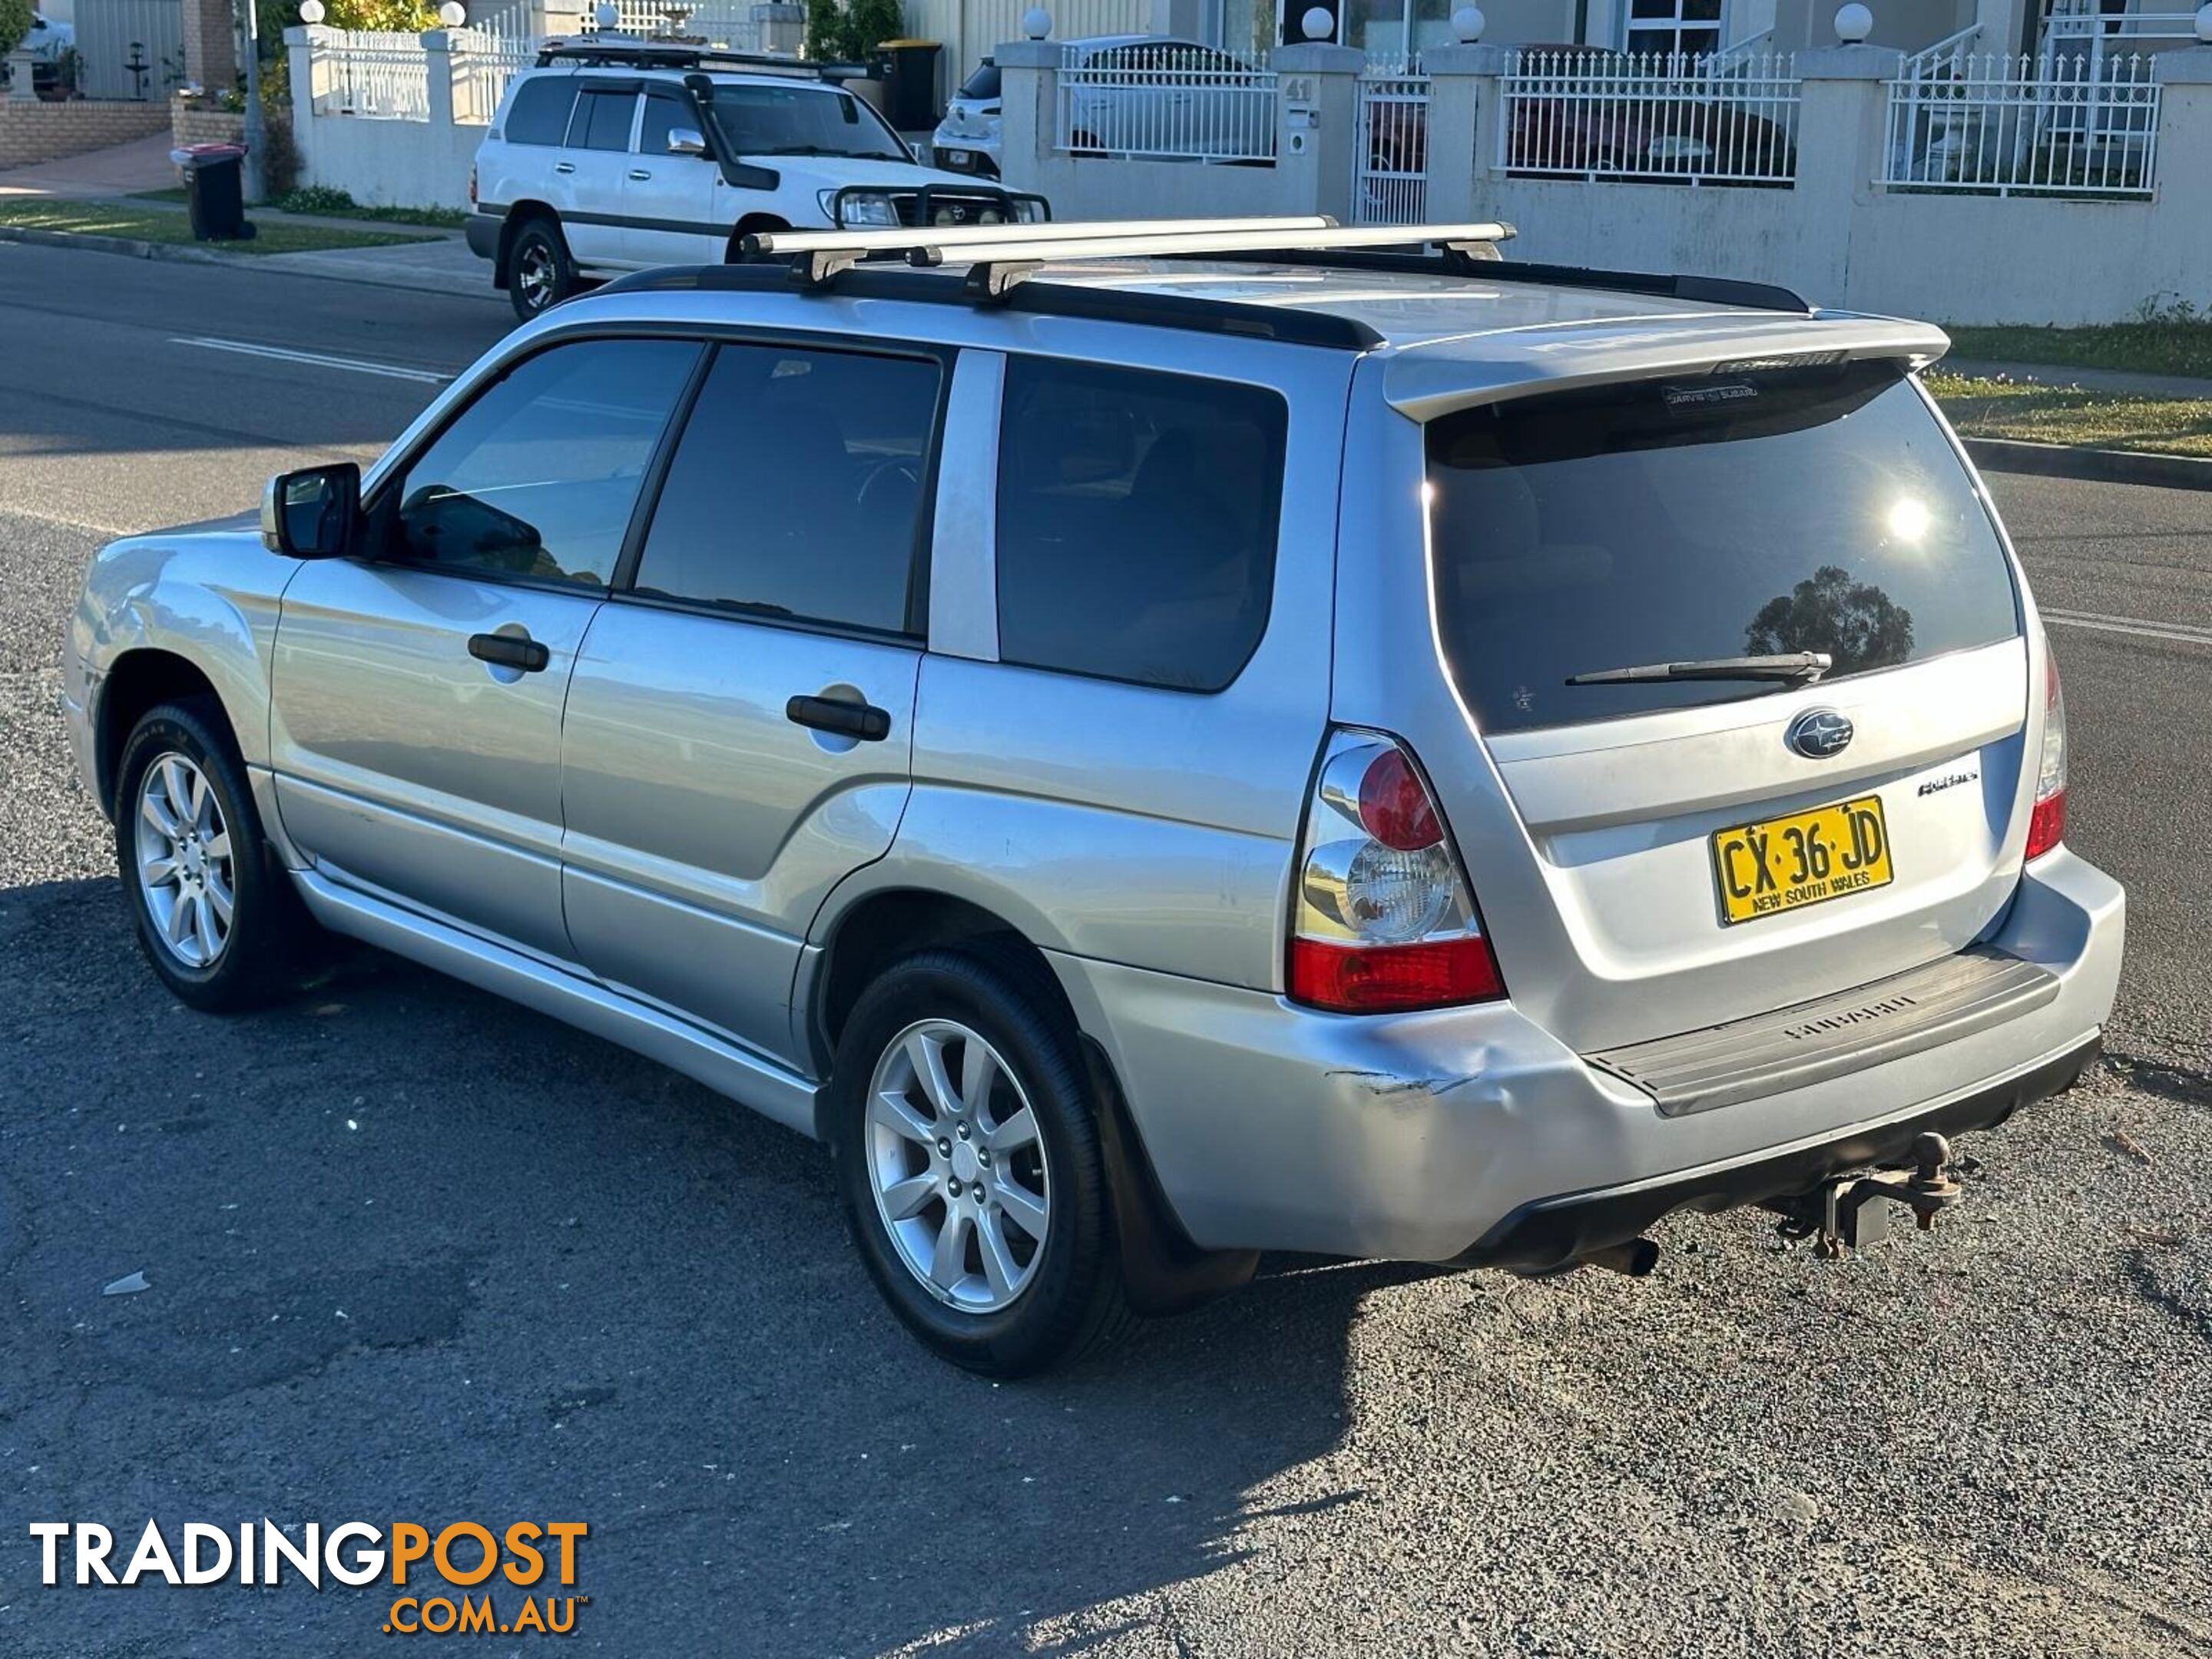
[184,0,240,94]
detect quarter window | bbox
[502,77,575,146]
[630,344,942,634]
[384,339,700,589]
[994,357,1286,692]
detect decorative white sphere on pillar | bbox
[1301,5,1334,40]
[1451,4,1484,41]
[2195,2,2212,43]
[1834,3,1873,42]
[1022,6,1051,38]
[594,1,620,28]
[439,1,466,25]
[298,0,324,20]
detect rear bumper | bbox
[1048,848,2123,1264]
[464,211,503,264]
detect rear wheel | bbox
[114,700,309,1012]
[508,217,576,321]
[828,948,1135,1376]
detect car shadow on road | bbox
[0,874,1429,1657]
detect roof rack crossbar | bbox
[534,38,823,75]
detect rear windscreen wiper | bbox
[1565,651,1832,687]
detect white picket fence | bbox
[1353,69,1429,224]
[1498,48,1801,185]
[1883,51,2160,197]
[317,30,434,119]
[1055,44,1278,161]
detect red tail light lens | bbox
[2025,646,2067,861]
[1288,729,1504,1014]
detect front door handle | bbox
[628,167,653,180]
[786,694,891,741]
[469,631,551,672]
[554,161,577,174]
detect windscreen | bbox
[1424,363,2021,736]
[957,62,1001,101]
[708,84,907,159]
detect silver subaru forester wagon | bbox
[62,222,2124,1374]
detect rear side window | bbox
[631,344,942,634]
[995,357,1286,693]
[502,77,575,146]
[571,87,637,151]
[1425,363,2020,734]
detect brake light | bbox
[2025,643,2067,860]
[1287,729,1505,1013]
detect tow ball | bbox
[1800,1131,1965,1257]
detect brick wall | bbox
[182,0,239,93]
[0,101,174,168]
[170,97,244,147]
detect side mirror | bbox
[666,126,708,157]
[261,462,362,559]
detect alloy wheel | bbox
[134,751,233,969]
[865,1018,1052,1313]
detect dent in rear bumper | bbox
[1050,849,2124,1263]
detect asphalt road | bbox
[2,243,2207,1657]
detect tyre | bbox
[507,217,577,322]
[114,700,308,1013]
[827,947,1136,1376]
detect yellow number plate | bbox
[1710,795,1893,926]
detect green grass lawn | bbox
[1926,372,2212,459]
[136,187,467,230]
[0,198,434,255]
[1943,320,2212,382]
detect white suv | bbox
[467,41,1048,321]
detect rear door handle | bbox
[554,161,576,174]
[786,694,891,741]
[628,168,652,180]
[469,631,551,672]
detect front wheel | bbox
[507,217,577,321]
[114,700,309,1012]
[828,949,1135,1376]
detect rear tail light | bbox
[468,162,478,207]
[2024,641,2067,861]
[1287,729,1505,1013]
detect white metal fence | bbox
[1498,48,1800,185]
[72,0,186,101]
[1353,70,1429,224]
[1055,45,1278,161]
[319,31,434,119]
[1883,51,2160,197]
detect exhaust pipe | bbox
[1581,1237,1661,1277]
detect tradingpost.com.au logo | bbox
[29,1518,591,1637]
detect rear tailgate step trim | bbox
[1588,948,2061,1118]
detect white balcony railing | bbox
[1883,50,2160,197]
[1498,49,1800,185]
[318,31,434,119]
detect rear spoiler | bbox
[1384,314,1952,422]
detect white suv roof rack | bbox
[744,216,1516,296]
[534,38,826,77]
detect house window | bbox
[1624,0,1726,60]
[1330,0,1454,56]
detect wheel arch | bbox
[725,213,791,260]
[806,884,1255,1315]
[95,652,238,818]
[495,199,561,280]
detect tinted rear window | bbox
[504,77,575,145]
[1424,363,2020,735]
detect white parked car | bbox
[1058,35,1274,160]
[467,41,1048,321]
[929,58,1001,177]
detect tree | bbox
[0,0,34,61]
[1744,565,1915,674]
[322,0,440,29]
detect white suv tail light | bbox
[2025,639,2067,860]
[1287,728,1505,1013]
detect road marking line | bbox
[169,336,453,385]
[2043,608,2212,647]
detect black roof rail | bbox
[533,38,826,76]
[590,262,1388,350]
[1229,247,1813,315]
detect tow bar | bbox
[1780,1131,1966,1257]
